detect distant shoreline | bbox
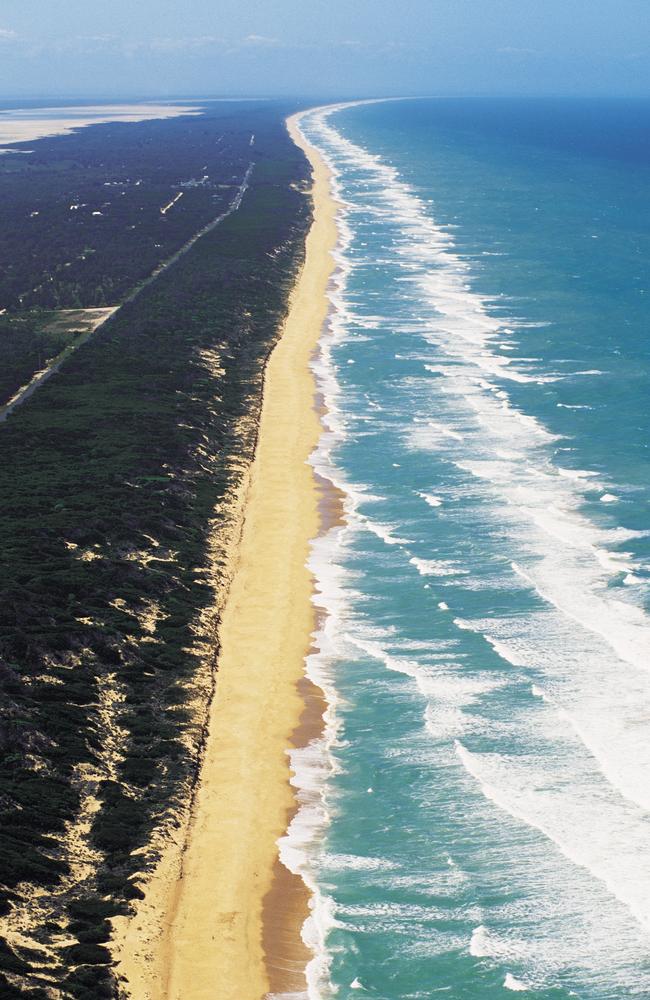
[0,102,200,150]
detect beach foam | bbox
[293,98,650,998]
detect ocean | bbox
[285,98,650,999]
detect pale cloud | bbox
[19,32,225,58]
[148,35,223,53]
[5,27,420,63]
[242,34,282,47]
[498,46,538,55]
[27,34,120,56]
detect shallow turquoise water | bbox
[288,99,650,1000]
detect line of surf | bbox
[288,96,650,992]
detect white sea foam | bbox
[457,739,650,932]
[293,100,650,997]
[322,853,397,872]
[557,467,598,480]
[277,521,348,999]
[470,923,535,969]
[410,556,468,577]
[447,445,650,681]
[511,559,650,675]
[314,104,649,698]
[457,605,650,814]
[417,491,444,507]
[277,109,408,995]
[356,514,411,546]
[504,973,529,992]
[267,993,309,1000]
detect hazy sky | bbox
[1,0,649,99]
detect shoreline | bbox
[0,103,201,151]
[116,112,338,999]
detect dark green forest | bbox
[0,101,310,998]
[0,101,281,409]
[0,103,259,311]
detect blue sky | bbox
[1,0,649,99]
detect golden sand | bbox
[114,113,337,999]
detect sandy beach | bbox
[0,104,200,150]
[114,111,337,999]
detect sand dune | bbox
[0,103,199,149]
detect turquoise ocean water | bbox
[283,99,650,1000]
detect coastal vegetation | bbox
[0,309,115,406]
[0,101,310,997]
[0,101,274,403]
[0,106,257,312]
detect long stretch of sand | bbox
[0,104,200,149]
[121,113,337,999]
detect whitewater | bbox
[282,98,650,999]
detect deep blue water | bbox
[287,98,650,1000]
